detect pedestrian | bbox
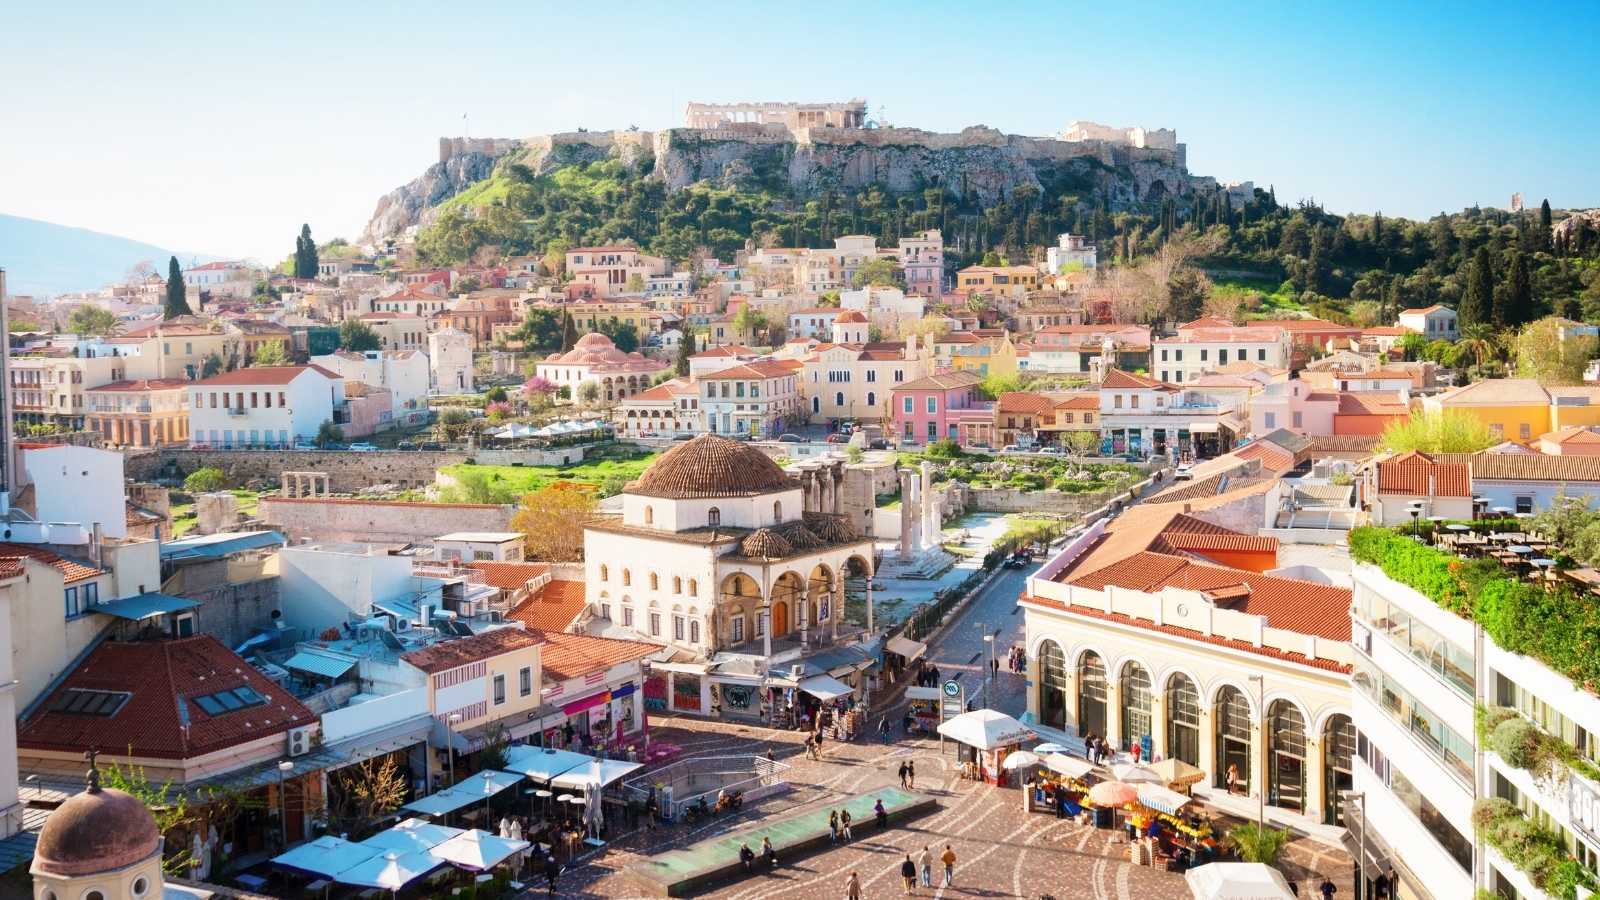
[991,657,999,678]
[879,716,890,744]
[940,844,956,887]
[1377,867,1397,898]
[829,809,840,844]
[1131,741,1142,764]
[1226,763,1240,796]
[1318,877,1336,900]
[1054,787,1067,819]
[543,854,560,897]
[767,747,775,763]
[898,761,909,788]
[907,760,916,789]
[840,808,853,841]
[900,854,917,894]
[846,871,863,900]
[762,835,777,869]
[738,842,756,872]
[1084,733,1097,765]
[875,797,889,829]
[918,845,933,886]
[645,791,659,830]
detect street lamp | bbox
[1247,674,1265,835]
[447,713,462,788]
[276,760,295,849]
[982,630,996,705]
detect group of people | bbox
[1082,732,1112,765]
[896,760,917,790]
[891,844,959,895]
[736,836,778,872]
[1005,645,1026,674]
[913,664,943,688]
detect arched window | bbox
[1077,651,1107,738]
[812,396,820,414]
[1119,662,1153,753]
[1323,714,1356,825]
[649,573,659,590]
[622,569,632,587]
[673,576,682,594]
[644,505,654,525]
[689,578,698,597]
[1215,686,1252,792]
[866,391,875,408]
[835,391,845,407]
[1037,640,1067,729]
[773,500,782,522]
[1166,674,1201,766]
[1269,700,1308,813]
[707,507,721,527]
[599,564,609,582]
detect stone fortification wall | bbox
[438,136,522,164]
[127,449,469,493]
[258,497,514,544]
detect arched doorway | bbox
[718,573,762,646]
[1038,641,1067,730]
[807,564,834,630]
[1215,686,1252,793]
[1077,651,1107,738]
[1120,662,1153,754]
[771,601,789,636]
[1323,714,1355,825]
[1268,700,1308,812]
[1166,674,1201,766]
[770,572,805,638]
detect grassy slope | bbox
[440,455,657,495]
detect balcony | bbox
[226,407,248,417]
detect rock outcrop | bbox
[360,151,502,246]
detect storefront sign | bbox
[940,679,965,725]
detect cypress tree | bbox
[163,256,191,319]
[560,309,577,351]
[294,224,318,278]
[1539,199,1554,252]
[675,328,694,376]
[1504,251,1533,326]
[1459,246,1494,329]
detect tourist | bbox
[846,871,862,900]
[1131,741,1142,764]
[879,716,891,744]
[875,797,889,829]
[1318,877,1337,900]
[907,760,916,789]
[761,835,777,869]
[898,761,909,788]
[840,808,853,840]
[829,809,840,843]
[766,747,775,763]
[940,844,957,887]
[644,791,659,830]
[543,854,560,897]
[918,845,933,886]
[1376,867,1396,898]
[991,657,999,678]
[739,842,755,872]
[1226,763,1240,796]
[900,854,917,894]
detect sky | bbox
[3,0,1597,263]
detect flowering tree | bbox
[521,376,556,399]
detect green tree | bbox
[1460,246,1494,329]
[200,353,223,378]
[182,467,226,493]
[674,329,694,376]
[67,305,118,336]
[517,308,564,350]
[1379,408,1495,454]
[1165,268,1212,323]
[851,257,903,288]
[731,306,769,344]
[1516,317,1598,385]
[294,224,319,279]
[560,309,578,350]
[249,340,290,366]
[1539,199,1554,252]
[1502,251,1533,328]
[163,256,191,319]
[596,317,638,352]
[485,386,508,403]
[337,318,381,352]
[315,419,345,448]
[578,381,601,406]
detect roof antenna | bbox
[84,748,101,793]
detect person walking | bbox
[543,854,560,897]
[907,760,916,789]
[1226,763,1240,796]
[875,797,889,830]
[1131,741,1142,764]
[900,854,917,894]
[761,835,777,869]
[829,809,840,844]
[940,844,956,887]
[879,716,891,744]
[840,808,853,841]
[1318,877,1337,900]
[918,845,933,887]
[898,761,909,789]
[845,871,863,900]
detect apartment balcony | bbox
[226,407,248,417]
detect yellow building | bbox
[954,265,1040,296]
[118,318,243,381]
[400,628,544,764]
[949,332,1019,378]
[1426,379,1600,443]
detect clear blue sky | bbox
[3,0,1596,263]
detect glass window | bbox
[649,612,661,636]
[64,587,79,617]
[673,615,685,641]
[690,620,701,644]
[520,667,532,696]
[1391,764,1472,871]
[622,607,633,627]
[492,674,506,705]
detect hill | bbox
[0,213,218,298]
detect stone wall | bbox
[962,485,1128,516]
[173,566,283,651]
[259,497,515,544]
[127,449,469,492]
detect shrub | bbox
[1474,797,1600,898]
[1227,823,1288,865]
[1348,526,1470,614]
[182,467,226,493]
[1490,718,1545,772]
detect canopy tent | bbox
[400,770,523,816]
[936,709,1035,750]
[1149,758,1205,787]
[1136,784,1195,815]
[798,673,855,702]
[503,745,592,782]
[1110,763,1164,785]
[1043,753,1097,779]
[427,829,531,872]
[358,819,463,856]
[1185,862,1296,900]
[548,758,644,792]
[1032,742,1071,755]
[1000,751,1042,771]
[272,836,377,879]
[884,634,927,663]
[336,850,444,892]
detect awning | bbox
[427,829,530,872]
[548,759,644,792]
[160,530,284,562]
[936,709,1035,750]
[91,592,199,621]
[335,849,444,891]
[648,661,710,675]
[1043,753,1096,779]
[359,819,463,855]
[798,674,854,701]
[905,686,942,702]
[273,836,378,879]
[400,770,522,816]
[884,635,927,663]
[1188,422,1221,434]
[501,745,590,782]
[284,649,357,680]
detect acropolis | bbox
[685,99,868,133]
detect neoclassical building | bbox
[584,436,875,721]
[535,332,671,403]
[1021,514,1355,826]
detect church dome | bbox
[835,309,867,324]
[33,782,161,877]
[629,435,800,499]
[740,529,793,558]
[574,332,612,351]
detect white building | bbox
[788,307,842,340]
[428,327,475,394]
[699,360,804,438]
[433,532,525,562]
[839,285,925,323]
[534,332,671,404]
[897,229,944,298]
[186,364,345,449]
[1045,233,1098,273]
[1098,369,1240,459]
[1153,324,1292,385]
[615,377,701,440]
[181,260,256,299]
[1397,305,1458,341]
[311,349,431,425]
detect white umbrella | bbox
[336,850,442,892]
[1031,742,1070,755]
[428,829,531,872]
[935,709,1035,750]
[1001,750,1043,770]
[1184,862,1295,900]
[1043,753,1096,779]
[1111,763,1164,784]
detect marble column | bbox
[865,576,875,635]
[799,591,810,649]
[898,469,915,560]
[831,464,844,514]
[762,602,773,659]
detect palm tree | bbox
[1458,325,1497,373]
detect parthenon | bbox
[685,99,868,132]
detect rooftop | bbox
[627,434,799,499]
[400,628,544,674]
[190,364,340,387]
[538,631,659,682]
[506,579,587,633]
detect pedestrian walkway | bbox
[1189,785,1347,847]
[625,786,934,896]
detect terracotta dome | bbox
[629,435,800,499]
[574,332,612,350]
[740,528,793,558]
[835,309,868,324]
[775,522,825,550]
[805,512,863,543]
[34,784,161,877]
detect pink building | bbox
[1250,378,1337,436]
[341,382,393,437]
[891,371,988,445]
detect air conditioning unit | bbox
[789,664,805,679]
[287,725,315,757]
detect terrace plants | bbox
[1474,798,1598,899]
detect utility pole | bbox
[1248,673,1265,835]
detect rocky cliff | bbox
[362,124,1248,245]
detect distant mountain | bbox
[0,213,223,298]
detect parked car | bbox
[396,441,416,451]
[1174,462,1195,480]
[826,433,850,444]
[777,433,805,443]
[673,433,696,441]
[1001,444,1024,454]
[419,441,445,451]
[868,439,890,450]
[348,443,378,452]
[1040,445,1065,456]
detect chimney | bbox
[90,522,104,569]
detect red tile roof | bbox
[506,580,587,633]
[1053,394,1100,410]
[1337,393,1410,416]
[1377,451,1472,497]
[537,631,660,682]
[86,379,192,393]
[1101,369,1174,390]
[1232,441,1296,474]
[400,629,544,674]
[896,371,984,392]
[464,561,552,593]
[701,361,799,380]
[997,392,1055,416]
[0,543,101,584]
[191,365,340,387]
[18,636,317,760]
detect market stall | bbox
[936,709,1035,783]
[904,685,942,735]
[1185,862,1296,899]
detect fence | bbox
[621,754,788,821]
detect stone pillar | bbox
[1304,733,1325,824]
[920,462,934,550]
[831,464,844,514]
[762,602,773,659]
[1105,679,1123,751]
[1151,693,1168,764]
[832,573,843,643]
[865,576,875,635]
[898,469,915,560]
[799,591,810,649]
[1199,707,1218,789]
